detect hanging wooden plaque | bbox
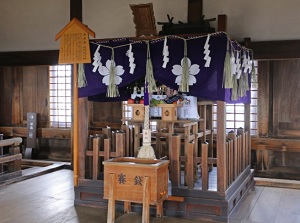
[130,3,157,37]
[55,18,95,64]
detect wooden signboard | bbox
[26,112,37,148]
[55,18,95,64]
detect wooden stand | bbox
[103,157,169,223]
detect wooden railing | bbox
[169,128,250,192]
[0,137,23,179]
[84,128,126,180]
[83,125,251,194]
[227,129,250,187]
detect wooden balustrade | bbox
[85,129,126,180]
[0,137,23,181]
[227,129,250,187]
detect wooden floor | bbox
[1,169,300,223]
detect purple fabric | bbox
[79,33,251,104]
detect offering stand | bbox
[103,157,169,223]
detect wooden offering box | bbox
[157,103,182,121]
[103,157,169,204]
[129,104,145,121]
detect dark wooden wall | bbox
[273,60,300,137]
[257,60,300,138]
[253,59,300,180]
[0,66,49,127]
[0,65,123,161]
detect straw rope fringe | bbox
[107,49,119,97]
[77,63,87,88]
[179,39,189,92]
[145,42,157,93]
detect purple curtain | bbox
[78,33,251,104]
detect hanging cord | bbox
[145,42,157,93]
[179,39,189,92]
[77,63,87,88]
[107,48,119,97]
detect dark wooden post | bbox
[217,14,227,32]
[70,0,82,21]
[0,134,3,173]
[217,101,227,192]
[188,0,203,23]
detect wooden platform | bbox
[75,166,255,222]
[0,159,70,186]
[1,169,300,223]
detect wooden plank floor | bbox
[1,169,300,223]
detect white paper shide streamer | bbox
[127,43,136,74]
[162,36,169,68]
[230,49,237,77]
[247,53,252,74]
[242,51,247,74]
[203,34,211,67]
[92,45,102,73]
[235,52,242,79]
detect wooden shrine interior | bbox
[1,1,300,222]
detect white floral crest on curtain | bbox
[100,59,124,86]
[172,58,200,87]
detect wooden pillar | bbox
[188,0,203,23]
[70,0,82,21]
[216,15,228,192]
[217,101,227,192]
[78,97,88,180]
[201,143,209,191]
[244,103,251,166]
[0,134,3,172]
[217,14,227,32]
[170,135,181,187]
[73,64,79,186]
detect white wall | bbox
[1,0,300,52]
[83,0,188,39]
[203,0,300,41]
[0,0,188,52]
[0,0,69,52]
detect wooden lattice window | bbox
[49,65,72,128]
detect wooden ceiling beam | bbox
[247,39,300,60]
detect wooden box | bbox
[157,104,181,121]
[130,104,145,121]
[103,157,169,205]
